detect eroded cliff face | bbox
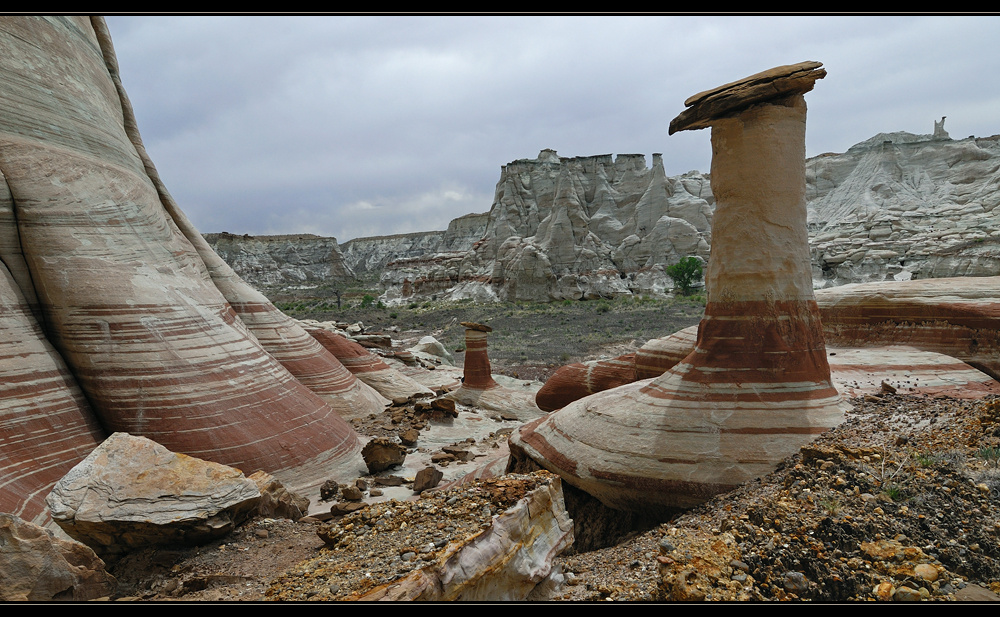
[203,232,356,291]
[381,151,714,304]
[376,129,998,303]
[205,127,998,305]
[340,211,489,281]
[807,129,1000,287]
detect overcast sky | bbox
[104,15,1000,243]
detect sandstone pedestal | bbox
[446,322,543,421]
[513,62,846,513]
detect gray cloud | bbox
[104,15,1000,241]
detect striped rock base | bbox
[513,299,847,512]
[817,277,1000,381]
[304,324,433,401]
[535,353,636,412]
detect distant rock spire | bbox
[933,116,950,139]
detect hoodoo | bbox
[512,62,847,512]
[446,322,543,421]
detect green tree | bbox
[666,257,703,296]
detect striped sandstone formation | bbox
[446,322,543,421]
[303,323,434,402]
[0,16,366,521]
[512,62,847,513]
[816,277,1000,381]
[93,16,387,421]
[826,346,1000,399]
[0,265,105,525]
[634,325,699,380]
[535,354,636,412]
[534,324,696,412]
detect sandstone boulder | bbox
[0,513,116,601]
[408,335,456,366]
[46,433,261,557]
[361,438,407,474]
[248,471,310,521]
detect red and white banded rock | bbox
[304,323,433,401]
[446,323,544,421]
[816,277,1000,381]
[826,346,1000,399]
[93,17,388,421]
[535,353,636,412]
[0,263,105,525]
[634,325,699,380]
[513,63,847,513]
[0,17,366,509]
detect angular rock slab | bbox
[513,64,846,513]
[0,513,116,601]
[357,474,573,601]
[46,433,261,557]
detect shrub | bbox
[359,294,376,309]
[666,257,703,296]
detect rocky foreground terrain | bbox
[105,387,1000,602]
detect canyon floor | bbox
[105,297,1000,602]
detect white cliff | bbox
[807,125,1000,287]
[206,124,1000,304]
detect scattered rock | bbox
[413,467,444,493]
[281,473,573,601]
[248,471,309,521]
[361,438,407,473]
[320,480,339,502]
[399,428,420,446]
